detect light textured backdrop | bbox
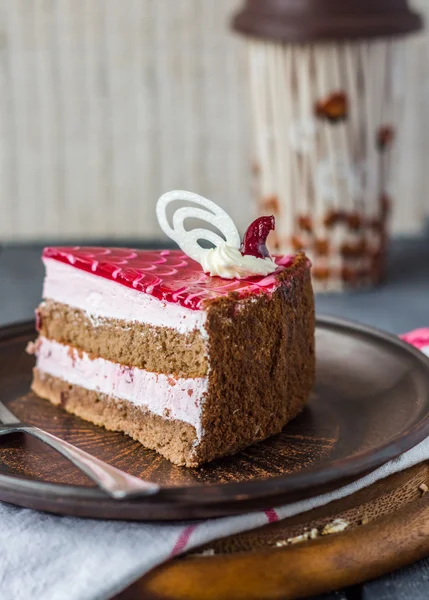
[0,0,427,242]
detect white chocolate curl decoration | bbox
[156,190,277,279]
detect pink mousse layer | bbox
[33,337,207,438]
[43,247,296,310]
[42,258,207,334]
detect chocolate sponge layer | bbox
[38,300,208,378]
[32,369,199,467]
[193,252,315,465]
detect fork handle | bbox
[0,424,160,498]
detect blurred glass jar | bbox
[233,0,422,292]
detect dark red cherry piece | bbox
[240,216,275,259]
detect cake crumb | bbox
[189,548,215,557]
[276,528,319,546]
[419,483,429,495]
[321,519,349,535]
[26,341,37,355]
[286,533,309,545]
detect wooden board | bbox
[118,462,429,599]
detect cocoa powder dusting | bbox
[340,239,367,258]
[312,266,330,281]
[347,212,362,231]
[313,239,329,256]
[261,195,280,214]
[298,215,313,233]
[291,236,305,251]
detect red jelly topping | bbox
[43,247,296,310]
[240,216,275,259]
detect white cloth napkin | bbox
[1,335,428,600]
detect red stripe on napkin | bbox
[265,508,279,523]
[170,525,198,557]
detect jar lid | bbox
[232,0,423,43]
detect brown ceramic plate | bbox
[1,318,429,520]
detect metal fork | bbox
[0,400,160,499]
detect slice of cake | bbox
[29,191,315,466]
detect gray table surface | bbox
[1,235,429,331]
[1,237,429,600]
